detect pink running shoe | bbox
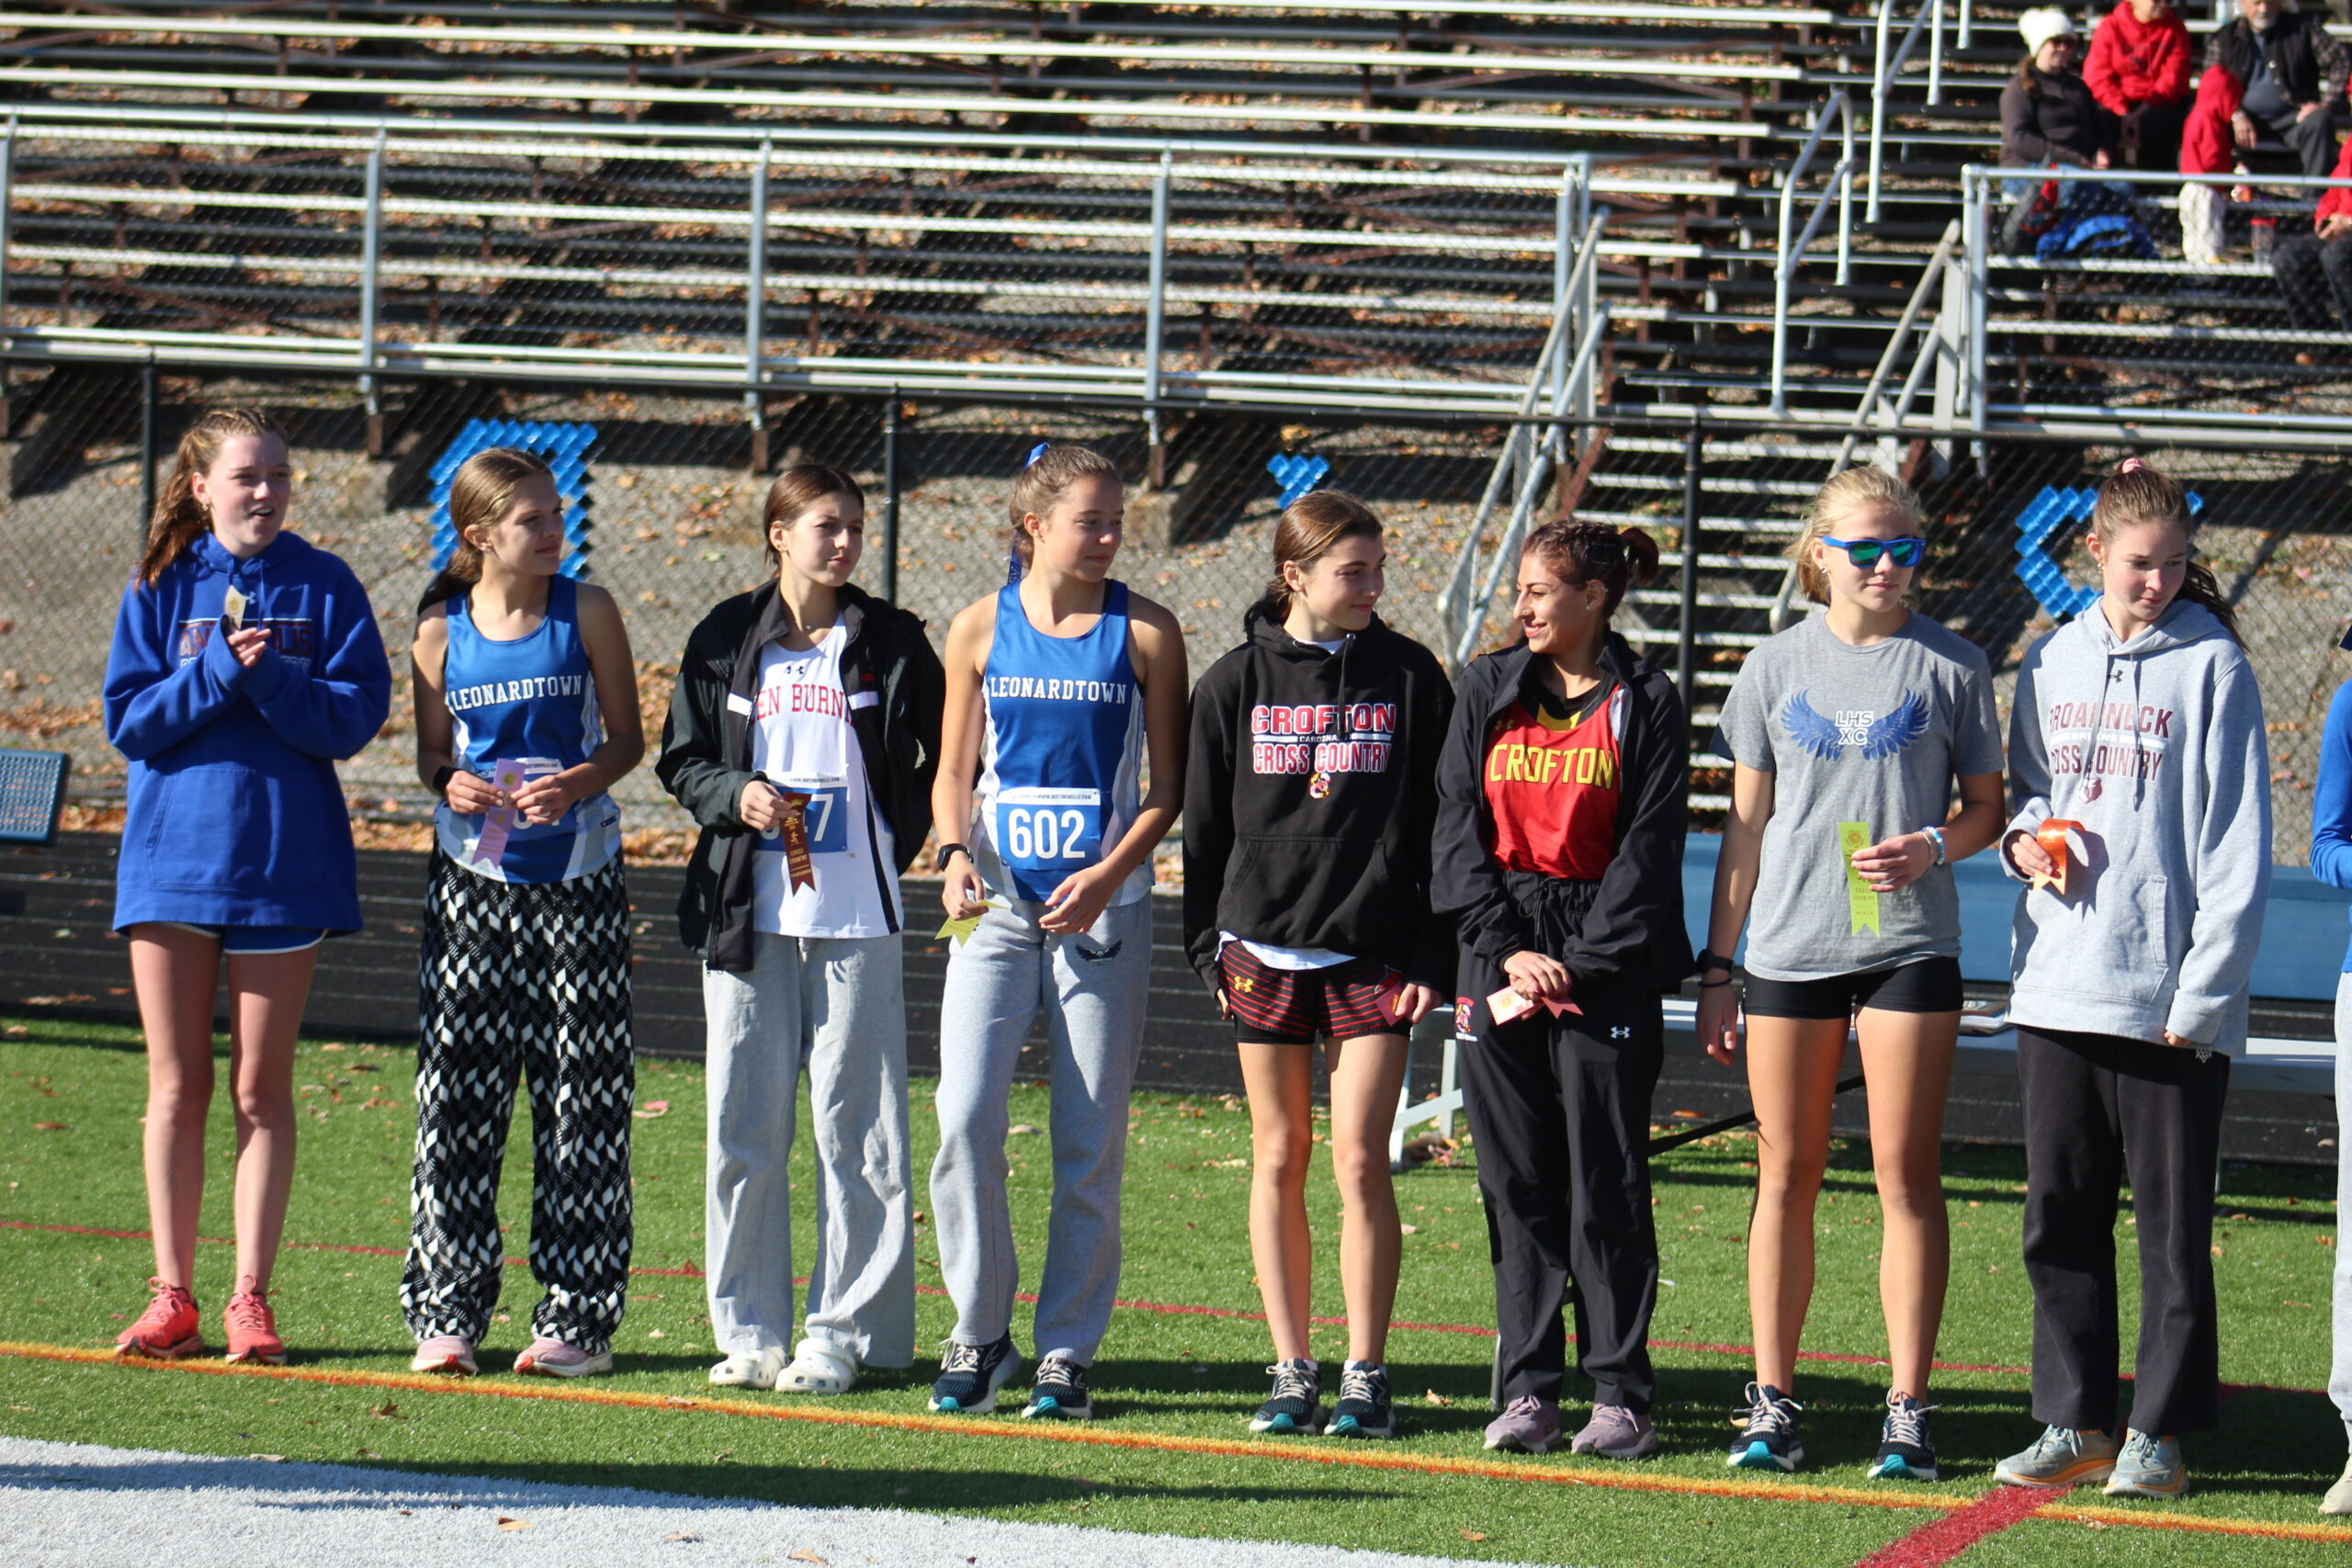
[222,1288,287,1366]
[512,1337,612,1379]
[116,1279,203,1359]
[410,1335,479,1376]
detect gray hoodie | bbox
[2000,601,2271,1053]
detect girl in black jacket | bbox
[1430,521,1690,1461]
[654,462,944,1399]
[1182,491,1453,1442]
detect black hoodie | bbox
[1182,606,1455,992]
[1431,633,1691,991]
[655,579,944,971]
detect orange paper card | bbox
[2034,818,2085,895]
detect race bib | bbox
[993,785,1104,897]
[756,776,848,856]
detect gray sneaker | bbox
[2321,1454,2352,1517]
[1995,1424,2119,1488]
[2103,1430,2187,1499]
[1483,1394,1562,1455]
[1569,1404,1658,1460]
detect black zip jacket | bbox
[1430,633,1692,992]
[655,580,944,971]
[1182,607,1455,993]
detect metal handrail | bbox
[1770,88,1855,414]
[1866,0,1948,223]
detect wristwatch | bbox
[935,842,971,872]
[1695,948,1738,977]
[430,763,457,800]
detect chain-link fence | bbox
[6,367,2351,864]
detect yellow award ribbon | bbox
[1839,820,1880,936]
[935,901,1001,943]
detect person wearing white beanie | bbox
[2000,9,2117,253]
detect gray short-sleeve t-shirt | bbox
[1714,612,2003,981]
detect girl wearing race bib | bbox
[1992,460,2268,1502]
[1183,491,1453,1441]
[404,447,643,1380]
[106,408,391,1368]
[1432,522,1688,1462]
[656,462,944,1396]
[928,443,1189,1420]
[1699,468,2006,1481]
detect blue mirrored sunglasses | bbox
[1818,535,1926,569]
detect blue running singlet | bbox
[973,580,1149,905]
[432,575,622,885]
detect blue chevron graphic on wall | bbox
[429,420,598,578]
[1266,451,1330,507]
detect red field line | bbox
[0,1339,1949,1516]
[1855,1482,2053,1567]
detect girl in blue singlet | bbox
[403,446,644,1381]
[926,444,1190,1420]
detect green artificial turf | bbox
[2,1010,2348,1565]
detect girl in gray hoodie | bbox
[1992,459,2271,1502]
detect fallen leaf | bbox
[1460,1529,1488,1541]
[1399,1223,1419,1235]
[1423,1389,1454,1406]
[633,1100,672,1120]
[498,1517,533,1531]
[250,1453,286,1462]
[788,1551,828,1563]
[369,1401,400,1419]
[1009,1123,1041,1135]
[30,1122,66,1132]
[648,1328,668,1339]
[663,1532,702,1542]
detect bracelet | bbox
[1919,825,1947,866]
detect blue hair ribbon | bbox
[1023,441,1050,468]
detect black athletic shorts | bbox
[1740,955,1963,1021]
[1219,943,1405,1045]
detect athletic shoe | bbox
[513,1337,613,1378]
[1727,1382,1804,1472]
[1483,1394,1562,1455]
[2103,1430,2187,1499]
[1570,1404,1658,1460]
[1023,1354,1091,1420]
[1250,1359,1324,1435]
[1993,1424,2118,1488]
[2320,1454,2352,1516]
[115,1279,202,1359]
[1869,1391,1939,1481]
[221,1289,287,1366]
[1328,1362,1395,1439]
[707,1347,786,1389]
[411,1335,479,1376]
[779,1338,857,1395]
[930,1335,1021,1415]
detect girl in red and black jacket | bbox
[1431,521,1690,1461]
[1183,490,1453,1443]
[2085,0,2192,169]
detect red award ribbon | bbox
[780,792,818,892]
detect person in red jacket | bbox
[2086,0,2193,169]
[2272,129,2352,331]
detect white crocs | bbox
[707,1346,786,1389]
[778,1337,858,1394]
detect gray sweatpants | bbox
[930,896,1151,1366]
[2333,973,2352,1447]
[703,931,914,1368]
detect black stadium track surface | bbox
[2,833,2337,1165]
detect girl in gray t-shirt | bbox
[1694,467,2006,1483]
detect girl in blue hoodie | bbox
[1993,459,2270,1502]
[401,446,643,1381]
[104,407,392,1367]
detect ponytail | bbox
[1520,520,1660,618]
[419,446,554,614]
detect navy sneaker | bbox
[1328,1362,1396,1439]
[1250,1359,1324,1435]
[1727,1382,1804,1472]
[1023,1353,1092,1420]
[930,1335,1021,1415]
[1870,1391,1939,1482]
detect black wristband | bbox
[429,763,457,800]
[935,842,971,872]
[1695,948,1737,976]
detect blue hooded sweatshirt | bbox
[104,530,392,933]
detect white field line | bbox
[0,1435,1528,1568]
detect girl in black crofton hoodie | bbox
[1431,521,1690,1461]
[1182,490,1453,1442]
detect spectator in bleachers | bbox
[2001,10,2120,253]
[2203,0,2346,179]
[2086,0,2194,168]
[2267,130,2352,330]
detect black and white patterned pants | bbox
[401,850,635,1355]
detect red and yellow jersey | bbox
[1482,682,1624,880]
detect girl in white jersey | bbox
[927,443,1189,1420]
[656,463,944,1396]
